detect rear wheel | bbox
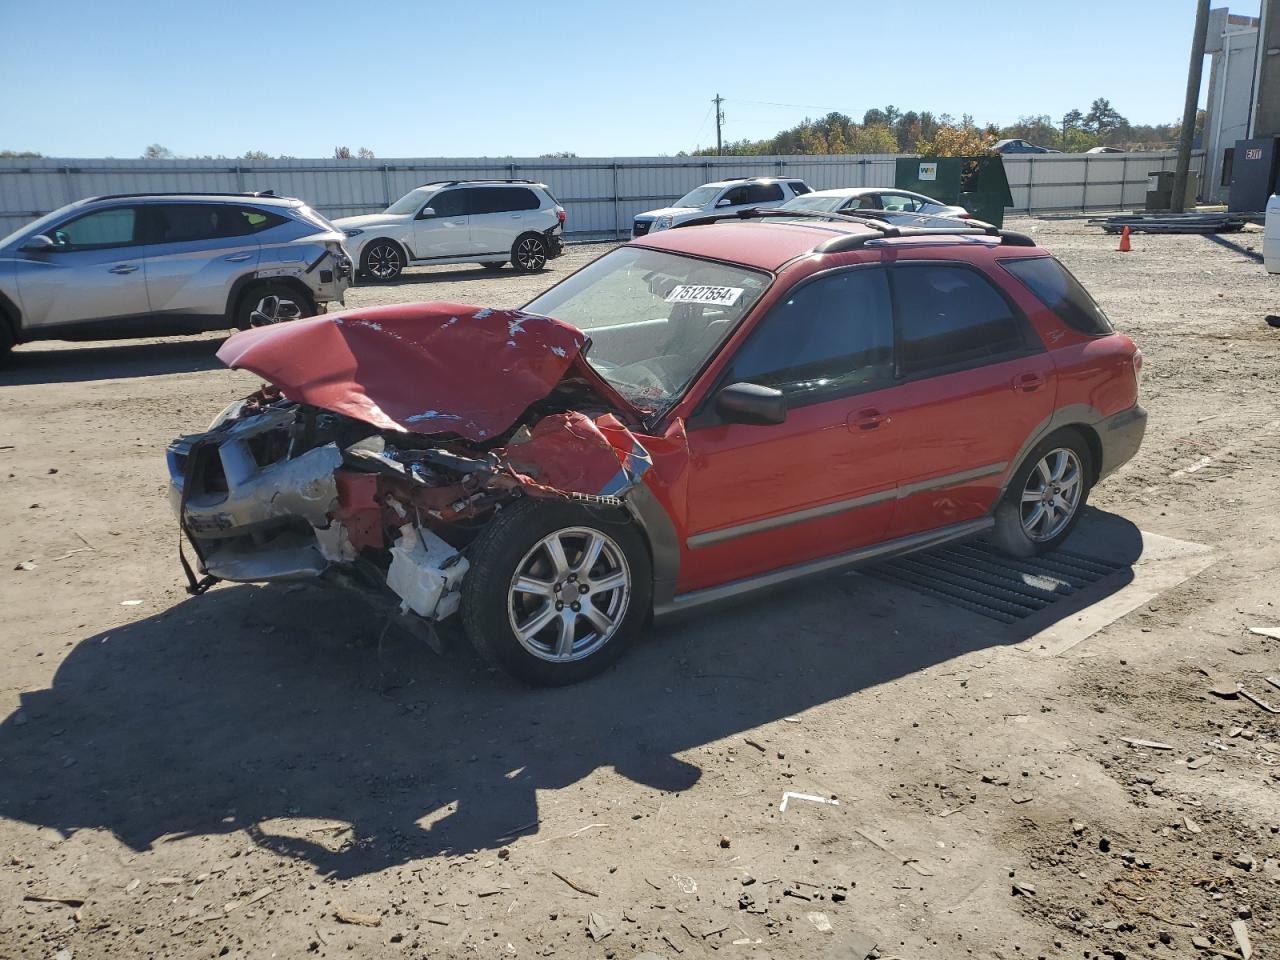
[510,233,549,273]
[360,240,404,281]
[233,283,315,331]
[990,430,1093,557]
[461,498,652,685]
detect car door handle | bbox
[107,264,139,274]
[1012,372,1045,392]
[850,408,890,431]
[224,252,253,262]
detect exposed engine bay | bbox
[167,303,656,621]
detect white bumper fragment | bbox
[385,523,470,620]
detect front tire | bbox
[460,498,652,685]
[990,429,1093,557]
[510,233,549,273]
[360,240,404,282]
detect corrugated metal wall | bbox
[0,152,1202,240]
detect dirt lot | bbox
[1,219,1278,960]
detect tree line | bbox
[689,99,1202,156]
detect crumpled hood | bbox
[331,212,411,230]
[217,303,602,442]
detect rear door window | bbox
[150,204,256,243]
[468,186,542,214]
[1000,256,1114,335]
[879,193,924,212]
[723,267,894,404]
[891,264,1030,377]
[744,182,785,203]
[51,207,142,250]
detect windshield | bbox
[523,246,770,415]
[673,185,721,209]
[384,187,434,215]
[778,194,851,213]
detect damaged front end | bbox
[166,303,654,624]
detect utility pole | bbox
[713,94,725,155]
[1172,0,1210,213]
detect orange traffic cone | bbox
[1118,225,1132,252]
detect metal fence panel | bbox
[0,151,1203,239]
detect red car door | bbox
[679,266,904,592]
[884,262,1056,539]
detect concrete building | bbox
[1202,8,1262,201]
[1202,1,1279,202]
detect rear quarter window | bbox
[1001,256,1113,335]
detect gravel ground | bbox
[0,219,1278,960]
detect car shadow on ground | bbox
[0,337,227,386]
[0,512,1142,880]
[358,264,559,288]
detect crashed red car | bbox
[168,211,1145,685]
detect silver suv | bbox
[335,180,566,281]
[0,192,352,359]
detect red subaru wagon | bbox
[170,212,1145,684]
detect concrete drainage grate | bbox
[865,541,1126,625]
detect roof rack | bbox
[90,190,281,201]
[421,179,539,188]
[668,206,1036,249]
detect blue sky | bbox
[0,0,1261,159]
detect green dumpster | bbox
[894,156,1013,227]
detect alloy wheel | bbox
[366,243,401,280]
[515,237,547,271]
[507,527,631,663]
[1020,448,1083,542]
[249,295,302,327]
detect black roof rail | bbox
[89,190,283,202]
[421,179,539,188]
[667,206,1036,249]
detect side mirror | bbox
[21,234,56,253]
[715,381,787,426]
[715,198,731,208]
[418,207,436,218]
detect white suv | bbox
[335,180,566,281]
[632,177,811,237]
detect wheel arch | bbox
[225,274,316,325]
[361,236,408,267]
[0,288,22,343]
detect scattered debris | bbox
[853,828,932,876]
[1120,737,1173,751]
[551,870,598,897]
[586,912,613,942]
[120,599,143,607]
[1238,688,1280,714]
[718,835,731,848]
[1183,816,1202,834]
[806,911,833,933]
[1012,882,1037,897]
[743,738,766,753]
[333,908,382,927]
[1187,756,1214,770]
[981,770,1010,785]
[779,791,839,813]
[23,892,86,908]
[1248,627,1280,640]
[1232,919,1253,959]
[13,560,36,571]
[1209,680,1240,699]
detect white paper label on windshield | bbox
[665,284,744,307]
